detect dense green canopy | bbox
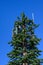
[7,13,43,65]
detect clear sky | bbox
[0,0,43,65]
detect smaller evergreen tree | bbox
[7,13,43,65]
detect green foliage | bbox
[7,13,43,65]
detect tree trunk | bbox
[23,63,28,65]
[22,25,28,65]
[23,52,28,65]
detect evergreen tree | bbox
[7,13,43,65]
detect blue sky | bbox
[0,0,43,65]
